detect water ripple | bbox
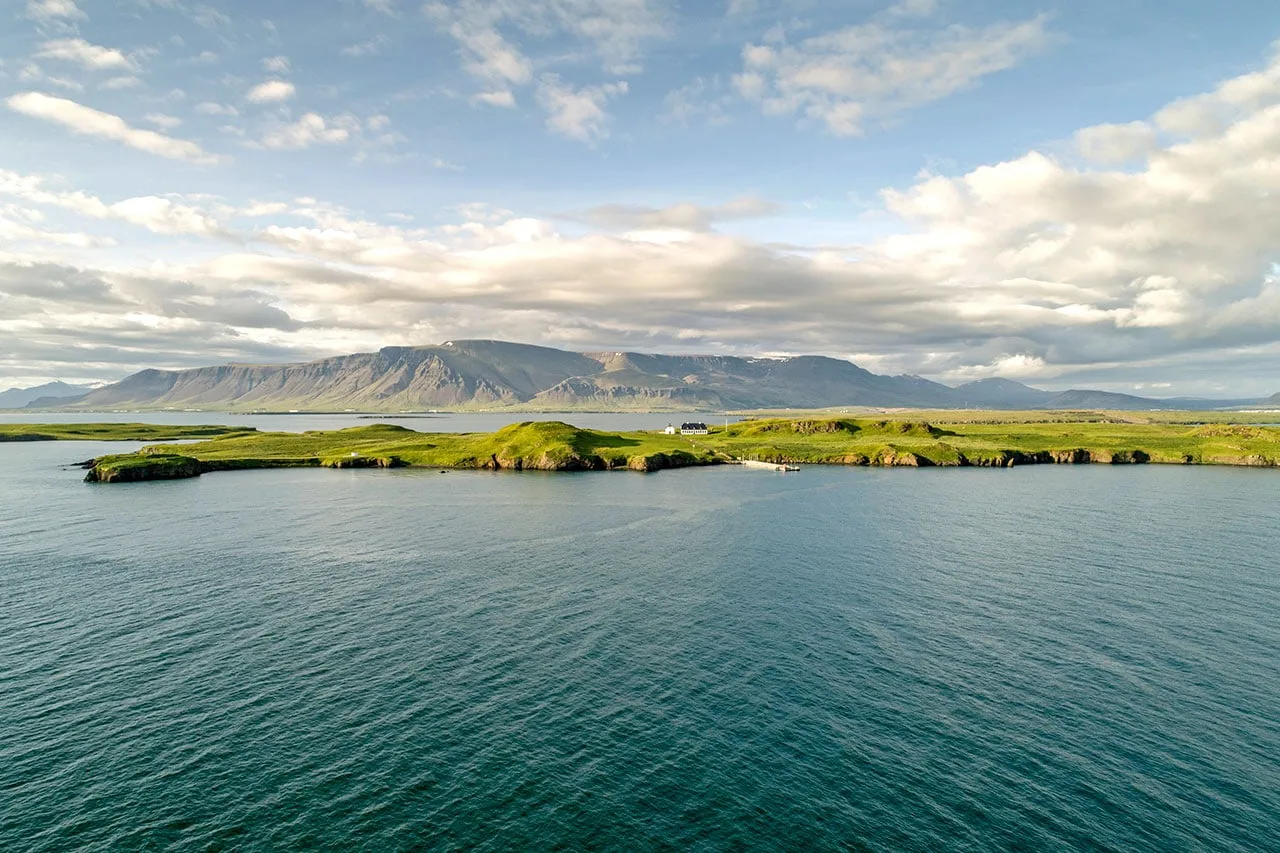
[1,455,1278,850]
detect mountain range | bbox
[8,340,1270,412]
[0,381,97,410]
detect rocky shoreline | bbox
[80,443,1280,483]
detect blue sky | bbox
[3,0,1280,397]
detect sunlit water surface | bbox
[2,414,1277,851]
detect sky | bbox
[3,0,1280,397]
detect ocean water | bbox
[2,423,1278,851]
[0,411,735,435]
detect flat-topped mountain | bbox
[28,340,1249,412]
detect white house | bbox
[663,423,677,434]
[680,422,709,435]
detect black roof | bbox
[680,422,708,429]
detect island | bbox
[3,415,1279,483]
[0,423,257,442]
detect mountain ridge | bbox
[17,340,1258,412]
[0,381,96,409]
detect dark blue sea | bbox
[2,413,1277,851]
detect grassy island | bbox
[38,414,1278,483]
[0,423,256,442]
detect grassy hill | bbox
[15,414,1271,483]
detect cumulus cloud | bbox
[0,169,223,236]
[10,48,1280,395]
[1075,121,1158,164]
[5,93,223,165]
[733,14,1049,135]
[260,113,359,149]
[246,80,296,103]
[108,196,222,235]
[36,38,139,72]
[536,75,628,141]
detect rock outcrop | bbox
[85,454,206,483]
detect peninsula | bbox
[5,416,1278,483]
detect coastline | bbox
[1,416,1273,483]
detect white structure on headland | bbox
[664,423,676,434]
[681,422,709,435]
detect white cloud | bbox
[262,56,291,73]
[37,39,139,72]
[573,196,782,231]
[242,201,289,217]
[1153,51,1280,137]
[18,63,84,91]
[5,93,223,165]
[735,14,1049,135]
[196,101,239,116]
[100,75,143,90]
[536,74,628,142]
[364,0,397,13]
[449,21,532,87]
[260,113,359,150]
[426,0,670,99]
[473,90,517,108]
[25,0,85,21]
[1075,121,1158,164]
[10,47,1280,394]
[0,169,221,235]
[246,80,296,103]
[108,196,221,235]
[144,113,183,130]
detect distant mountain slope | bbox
[53,340,1231,412]
[0,381,94,409]
[952,378,1054,408]
[1041,390,1184,410]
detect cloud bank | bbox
[5,42,1280,397]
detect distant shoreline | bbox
[3,417,1278,483]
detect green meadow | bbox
[38,413,1278,482]
[0,423,256,442]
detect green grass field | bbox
[58,414,1280,482]
[0,423,256,442]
